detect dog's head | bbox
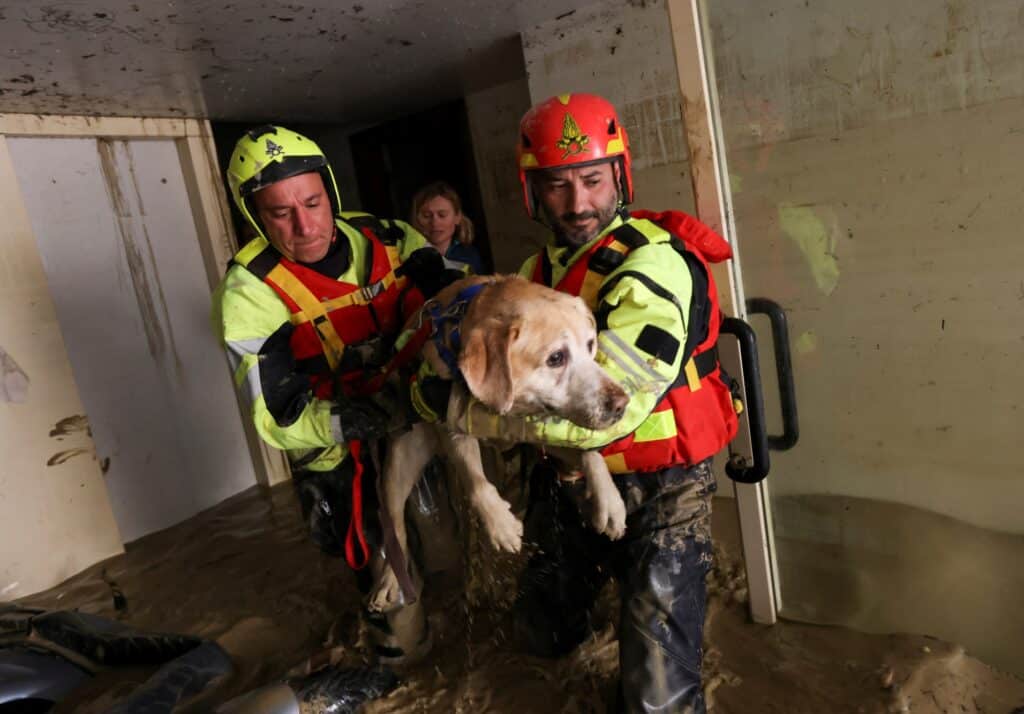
[457,276,628,429]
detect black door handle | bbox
[745,298,800,451]
[719,317,770,483]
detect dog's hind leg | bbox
[369,423,438,613]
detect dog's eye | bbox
[546,350,566,368]
[587,338,595,354]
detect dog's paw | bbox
[589,486,627,540]
[472,485,523,553]
[367,569,402,613]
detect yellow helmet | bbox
[226,125,343,241]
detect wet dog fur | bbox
[369,274,629,612]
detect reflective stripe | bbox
[226,337,268,358]
[602,328,665,382]
[632,409,677,443]
[330,412,345,442]
[265,263,346,370]
[597,335,647,387]
[225,338,267,404]
[239,362,262,402]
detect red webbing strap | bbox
[352,317,434,397]
[344,440,370,570]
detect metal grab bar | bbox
[746,298,800,451]
[719,317,770,483]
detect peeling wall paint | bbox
[0,346,29,402]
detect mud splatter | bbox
[49,414,90,438]
[97,139,173,366]
[47,448,91,466]
[49,415,88,438]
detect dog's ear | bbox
[459,318,519,415]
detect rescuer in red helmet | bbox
[451,93,741,713]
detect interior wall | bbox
[520,0,1024,672]
[464,78,549,273]
[0,136,124,601]
[707,0,1024,670]
[521,0,697,215]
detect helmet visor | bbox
[238,155,328,197]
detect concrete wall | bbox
[520,0,1024,673]
[522,0,696,215]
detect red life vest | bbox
[235,216,422,400]
[531,210,740,473]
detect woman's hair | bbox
[410,181,475,245]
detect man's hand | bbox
[396,248,463,298]
[332,383,417,442]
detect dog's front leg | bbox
[579,450,627,540]
[548,447,627,540]
[369,423,438,613]
[440,432,523,553]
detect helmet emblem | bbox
[555,112,590,159]
[264,138,284,158]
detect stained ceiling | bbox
[1,0,591,125]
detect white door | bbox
[8,136,257,542]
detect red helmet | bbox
[517,93,633,218]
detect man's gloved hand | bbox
[331,382,417,442]
[396,247,465,298]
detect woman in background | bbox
[410,181,484,275]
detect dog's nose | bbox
[604,388,629,422]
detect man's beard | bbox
[542,196,621,249]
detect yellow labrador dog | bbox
[369,274,629,612]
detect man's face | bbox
[533,161,620,248]
[252,171,335,263]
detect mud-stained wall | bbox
[0,137,124,601]
[708,0,1024,151]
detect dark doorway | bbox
[349,99,493,272]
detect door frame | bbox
[665,0,781,624]
[0,113,290,489]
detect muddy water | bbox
[18,483,1024,713]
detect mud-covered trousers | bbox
[516,458,716,714]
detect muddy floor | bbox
[17,477,1024,713]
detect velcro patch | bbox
[635,324,680,364]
